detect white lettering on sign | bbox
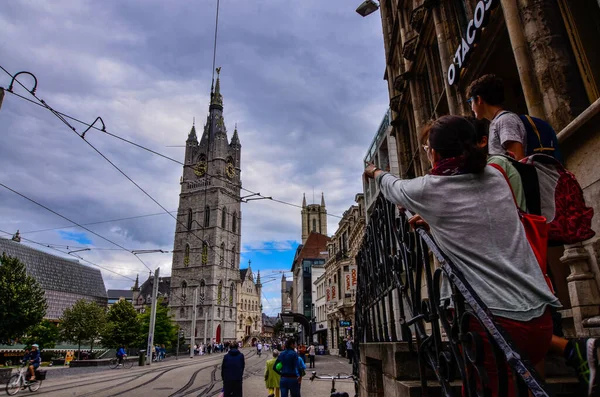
[447,0,499,86]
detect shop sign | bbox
[447,0,499,86]
[340,320,352,327]
[326,287,330,302]
[345,266,358,294]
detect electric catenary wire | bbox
[0,65,343,219]
[0,229,136,282]
[0,182,153,273]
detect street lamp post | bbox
[190,287,198,358]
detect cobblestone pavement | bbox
[22,349,355,397]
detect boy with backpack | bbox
[466,74,563,163]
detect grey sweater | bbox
[376,168,560,321]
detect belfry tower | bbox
[169,69,242,344]
[301,192,327,244]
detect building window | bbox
[180,308,185,318]
[229,283,234,306]
[217,308,221,317]
[312,218,316,232]
[232,212,237,234]
[202,243,208,265]
[204,205,210,227]
[231,245,236,268]
[199,307,203,317]
[217,281,223,305]
[187,208,193,230]
[200,280,206,304]
[229,308,232,318]
[239,321,242,329]
[184,244,190,267]
[181,281,187,300]
[220,243,225,266]
[222,207,227,228]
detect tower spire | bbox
[211,67,223,108]
[321,192,325,207]
[256,270,261,287]
[302,193,307,208]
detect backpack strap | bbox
[488,163,519,209]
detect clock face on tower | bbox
[225,162,235,179]
[194,161,207,177]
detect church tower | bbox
[301,192,327,244]
[170,69,242,344]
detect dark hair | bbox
[466,74,505,105]
[465,116,490,146]
[425,115,487,173]
[285,338,296,349]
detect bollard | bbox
[138,350,146,366]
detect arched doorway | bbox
[216,324,222,343]
[245,317,253,337]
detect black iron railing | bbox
[354,194,550,397]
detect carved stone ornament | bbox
[402,35,419,61]
[390,93,403,113]
[410,5,426,32]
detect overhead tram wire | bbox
[0,65,343,220]
[0,182,153,273]
[0,228,136,282]
[0,67,232,265]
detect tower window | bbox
[231,245,236,269]
[187,208,193,230]
[200,280,206,304]
[184,244,190,267]
[202,243,208,265]
[229,283,234,306]
[204,205,210,227]
[220,243,225,266]
[217,308,221,317]
[312,218,316,232]
[221,207,227,229]
[180,308,185,318]
[217,281,223,305]
[181,281,187,300]
[232,212,237,234]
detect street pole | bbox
[176,327,181,360]
[190,287,198,358]
[203,308,208,345]
[146,267,160,365]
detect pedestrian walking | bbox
[307,344,315,368]
[274,338,303,397]
[265,350,281,397]
[345,338,354,364]
[221,342,245,397]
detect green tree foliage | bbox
[60,299,106,358]
[23,319,60,349]
[138,297,176,348]
[101,300,141,348]
[0,253,47,344]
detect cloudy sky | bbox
[0,0,388,315]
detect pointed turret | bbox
[230,124,240,147]
[133,274,140,291]
[210,67,223,110]
[321,192,325,207]
[302,193,307,208]
[11,230,21,243]
[187,125,198,143]
[256,270,262,287]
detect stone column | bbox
[561,243,600,337]
[432,3,458,114]
[499,0,546,119]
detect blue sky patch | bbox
[58,231,92,245]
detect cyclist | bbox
[28,344,41,381]
[257,341,263,356]
[116,345,127,366]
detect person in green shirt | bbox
[265,350,281,397]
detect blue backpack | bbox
[519,115,563,164]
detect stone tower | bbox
[169,69,242,344]
[301,193,327,244]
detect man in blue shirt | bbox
[274,339,302,397]
[116,346,127,365]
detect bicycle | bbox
[309,371,357,397]
[108,355,133,369]
[5,362,44,395]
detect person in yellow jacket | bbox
[265,350,281,397]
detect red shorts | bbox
[463,308,552,397]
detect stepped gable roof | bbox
[107,289,133,300]
[0,237,107,299]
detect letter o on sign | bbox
[474,1,486,28]
[448,63,456,86]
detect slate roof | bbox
[107,289,133,300]
[240,268,248,282]
[0,237,107,299]
[138,275,171,298]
